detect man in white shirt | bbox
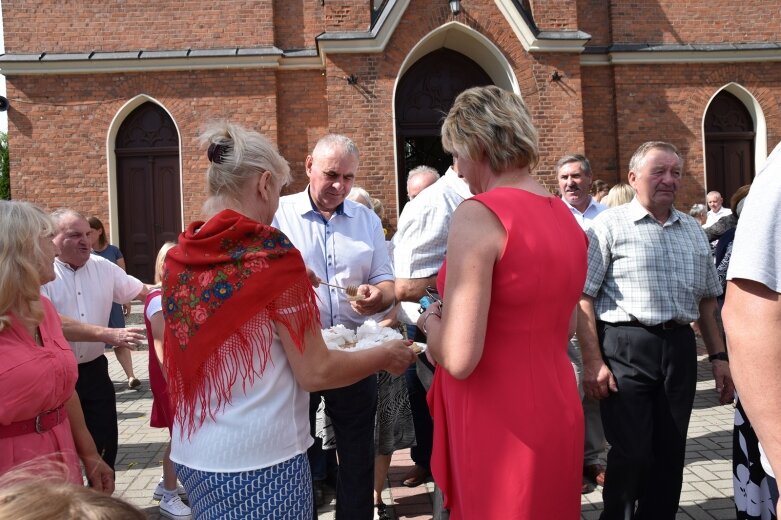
[704,190,732,228]
[42,209,149,471]
[557,154,608,493]
[392,166,471,490]
[724,141,781,510]
[274,134,394,520]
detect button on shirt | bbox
[273,189,394,330]
[583,197,721,325]
[561,196,607,232]
[41,255,144,363]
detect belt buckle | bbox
[35,407,60,434]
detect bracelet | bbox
[708,351,729,362]
[421,310,441,336]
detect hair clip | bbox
[207,143,230,164]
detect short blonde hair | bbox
[0,201,55,332]
[154,242,176,285]
[441,85,539,173]
[201,121,291,215]
[0,462,144,520]
[603,183,636,208]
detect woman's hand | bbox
[416,301,441,336]
[83,454,115,494]
[380,339,417,376]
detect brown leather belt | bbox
[0,403,66,438]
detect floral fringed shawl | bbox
[162,209,320,438]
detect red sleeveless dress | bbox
[428,188,587,519]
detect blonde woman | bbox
[417,86,587,518]
[602,182,635,208]
[0,201,113,492]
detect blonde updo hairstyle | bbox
[441,85,539,174]
[201,121,291,216]
[0,201,55,332]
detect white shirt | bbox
[170,312,312,472]
[392,168,471,324]
[41,254,143,363]
[273,188,394,330]
[728,140,781,293]
[704,206,732,228]
[727,141,781,478]
[561,196,607,231]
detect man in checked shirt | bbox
[576,141,734,520]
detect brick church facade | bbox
[2,0,779,281]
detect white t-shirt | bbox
[41,255,144,363]
[170,311,312,472]
[727,140,781,477]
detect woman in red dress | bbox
[418,86,588,519]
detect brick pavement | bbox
[112,311,737,519]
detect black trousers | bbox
[75,355,118,471]
[309,375,377,520]
[597,323,697,520]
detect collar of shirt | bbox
[443,167,473,200]
[54,256,86,272]
[290,186,351,221]
[561,196,606,229]
[627,197,682,227]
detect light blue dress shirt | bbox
[273,188,394,329]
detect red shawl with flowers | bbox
[162,209,320,438]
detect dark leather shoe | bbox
[402,465,431,487]
[584,464,606,487]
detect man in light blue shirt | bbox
[274,134,394,520]
[557,153,608,493]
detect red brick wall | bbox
[577,0,612,46]
[325,0,371,32]
[7,69,280,228]
[584,62,781,209]
[274,0,324,50]
[609,0,781,44]
[529,0,579,30]
[3,0,277,53]
[581,67,620,185]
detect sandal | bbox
[375,502,390,520]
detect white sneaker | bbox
[152,479,187,501]
[159,494,192,520]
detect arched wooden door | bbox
[705,91,755,204]
[395,48,492,210]
[115,102,181,283]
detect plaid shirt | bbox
[583,197,721,325]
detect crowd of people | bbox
[1,84,778,520]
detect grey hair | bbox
[312,134,359,161]
[200,121,290,212]
[347,186,372,209]
[407,166,440,185]
[689,203,707,218]
[628,141,683,174]
[50,208,86,229]
[555,154,592,177]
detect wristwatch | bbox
[708,351,729,362]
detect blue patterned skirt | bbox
[175,453,312,519]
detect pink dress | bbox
[0,297,81,483]
[428,189,588,519]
